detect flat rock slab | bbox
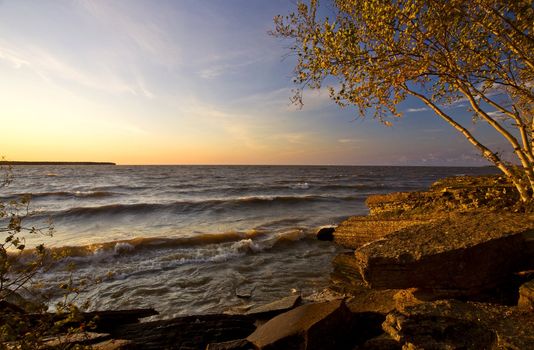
[355,212,534,293]
[333,216,429,249]
[247,300,354,350]
[382,299,534,349]
[245,295,301,317]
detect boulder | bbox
[382,299,534,349]
[246,300,354,350]
[316,226,335,241]
[355,212,534,295]
[518,279,534,310]
[333,217,429,249]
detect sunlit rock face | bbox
[354,212,533,294]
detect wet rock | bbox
[518,279,534,310]
[382,299,534,349]
[355,212,534,295]
[247,300,354,349]
[245,294,301,318]
[316,226,335,241]
[333,217,429,249]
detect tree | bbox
[272,0,534,203]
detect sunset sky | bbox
[0,0,510,166]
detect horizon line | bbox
[2,160,496,168]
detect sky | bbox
[0,0,511,166]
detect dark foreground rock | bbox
[382,299,534,349]
[355,212,534,295]
[86,308,158,332]
[109,314,256,350]
[246,300,355,350]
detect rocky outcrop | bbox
[333,217,430,249]
[246,300,354,350]
[382,299,534,349]
[366,175,518,216]
[355,212,534,295]
[518,279,534,310]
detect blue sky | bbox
[0,0,509,165]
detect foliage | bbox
[272,0,534,202]
[0,163,95,349]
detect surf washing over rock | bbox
[4,165,499,317]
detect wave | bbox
[42,195,359,219]
[41,228,312,268]
[0,191,117,201]
[48,230,270,258]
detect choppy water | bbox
[3,165,498,318]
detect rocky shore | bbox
[2,174,533,349]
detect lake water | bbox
[2,165,498,318]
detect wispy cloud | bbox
[78,0,180,68]
[199,57,261,79]
[0,39,154,98]
[338,138,361,144]
[406,107,429,113]
[486,110,505,118]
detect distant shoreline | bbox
[0,161,116,166]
